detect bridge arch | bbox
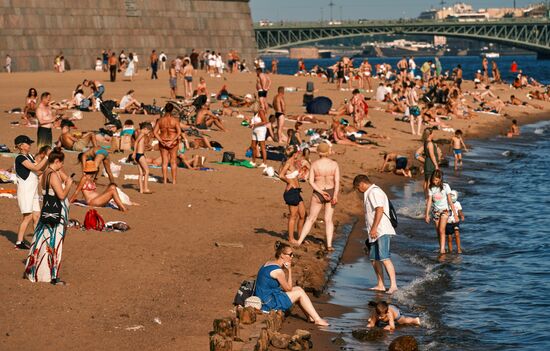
[255,20,550,57]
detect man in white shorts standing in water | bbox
[354,174,398,294]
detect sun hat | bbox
[450,190,458,203]
[83,160,98,173]
[317,142,331,155]
[14,135,34,146]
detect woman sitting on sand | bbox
[119,90,146,114]
[23,88,38,125]
[254,241,329,326]
[70,160,127,211]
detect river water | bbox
[263,55,550,85]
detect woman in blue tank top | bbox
[254,241,329,326]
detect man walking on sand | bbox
[108,52,117,82]
[256,67,271,112]
[354,174,398,294]
[273,86,286,143]
[150,50,159,80]
[36,92,56,149]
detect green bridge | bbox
[254,19,550,57]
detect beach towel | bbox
[216,160,255,168]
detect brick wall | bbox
[0,0,257,71]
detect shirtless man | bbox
[195,103,226,131]
[153,103,182,184]
[397,56,408,79]
[182,59,194,98]
[296,142,340,250]
[404,84,421,135]
[484,96,505,114]
[455,64,463,91]
[36,92,57,149]
[273,86,287,143]
[57,120,97,151]
[482,57,489,83]
[169,60,178,99]
[507,119,520,137]
[256,68,271,111]
[508,95,543,110]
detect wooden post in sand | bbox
[209,333,232,351]
[254,328,270,351]
[213,317,239,339]
[236,306,257,325]
[288,329,313,350]
[265,310,284,333]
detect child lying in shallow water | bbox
[367,301,420,331]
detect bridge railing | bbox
[254,17,549,29]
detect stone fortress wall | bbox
[0,0,257,71]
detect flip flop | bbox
[142,191,153,194]
[368,287,386,292]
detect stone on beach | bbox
[352,328,386,341]
[388,335,419,351]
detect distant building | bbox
[418,2,547,21]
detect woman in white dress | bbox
[124,53,135,81]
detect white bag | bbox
[244,296,262,310]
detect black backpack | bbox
[233,279,255,306]
[385,199,398,228]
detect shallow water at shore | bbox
[321,120,550,350]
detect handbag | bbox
[40,172,62,226]
[244,296,262,310]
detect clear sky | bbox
[250,0,537,21]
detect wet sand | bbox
[0,68,549,350]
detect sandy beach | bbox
[1,67,549,350]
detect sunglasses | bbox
[283,252,294,258]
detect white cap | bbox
[450,190,458,203]
[245,93,253,100]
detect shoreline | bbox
[0,69,549,350]
[282,112,550,350]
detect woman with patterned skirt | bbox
[24,148,73,285]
